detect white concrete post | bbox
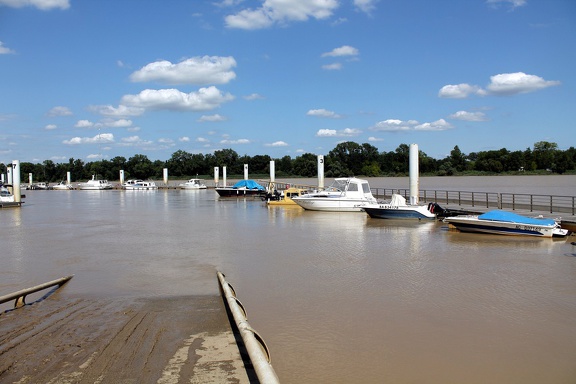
[223,166,227,187]
[270,161,275,182]
[409,143,419,205]
[12,160,21,203]
[163,168,168,186]
[214,167,219,186]
[119,170,125,185]
[243,164,248,180]
[317,155,324,190]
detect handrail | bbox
[217,272,280,384]
[0,275,73,309]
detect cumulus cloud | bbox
[74,120,95,128]
[316,128,361,137]
[117,136,154,147]
[448,111,488,121]
[196,137,209,143]
[100,119,133,128]
[486,0,526,9]
[265,141,288,147]
[368,136,383,142]
[121,87,234,112]
[322,63,342,71]
[414,119,453,131]
[306,109,342,119]
[90,104,145,117]
[179,137,190,142]
[0,0,70,10]
[0,41,15,54]
[63,133,114,145]
[354,0,379,13]
[198,114,227,122]
[44,124,57,130]
[321,45,359,57]
[486,72,560,95]
[47,106,72,117]
[225,0,339,30]
[438,83,485,99]
[220,138,250,144]
[130,56,237,85]
[244,93,264,100]
[370,119,419,131]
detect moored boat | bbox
[444,210,569,238]
[265,186,310,206]
[215,179,266,197]
[51,181,73,190]
[78,175,113,190]
[123,179,158,190]
[291,177,377,212]
[179,178,207,190]
[1,183,15,203]
[362,193,444,220]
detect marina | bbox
[1,175,575,383]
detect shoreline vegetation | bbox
[2,141,575,182]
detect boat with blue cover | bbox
[444,210,569,238]
[215,179,266,197]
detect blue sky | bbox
[1,0,575,164]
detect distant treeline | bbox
[2,141,575,182]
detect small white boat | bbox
[51,181,73,190]
[179,178,207,190]
[122,179,158,190]
[78,175,113,190]
[444,210,569,238]
[292,177,377,212]
[1,183,15,203]
[362,194,442,220]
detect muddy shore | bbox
[0,292,254,383]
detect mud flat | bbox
[0,294,253,383]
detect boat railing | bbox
[371,188,576,215]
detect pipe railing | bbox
[217,272,280,384]
[0,275,73,309]
[371,188,576,215]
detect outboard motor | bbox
[428,202,446,215]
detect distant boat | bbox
[1,183,15,203]
[123,179,158,190]
[444,210,570,238]
[179,178,207,190]
[78,175,113,190]
[215,179,266,197]
[265,186,310,206]
[362,193,444,220]
[51,181,73,190]
[292,177,377,212]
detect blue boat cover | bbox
[231,179,265,190]
[478,210,555,226]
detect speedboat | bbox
[265,186,310,206]
[291,177,377,212]
[179,178,207,190]
[362,194,444,220]
[123,179,158,190]
[215,179,266,197]
[51,181,73,190]
[78,175,113,190]
[444,210,569,238]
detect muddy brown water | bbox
[1,175,576,383]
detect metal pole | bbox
[0,275,73,308]
[217,272,280,384]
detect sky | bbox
[1,0,575,165]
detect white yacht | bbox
[78,175,113,190]
[292,177,377,212]
[179,178,207,189]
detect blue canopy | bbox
[231,179,265,190]
[478,210,555,226]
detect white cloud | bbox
[63,133,114,145]
[415,119,453,131]
[47,106,72,117]
[45,124,57,130]
[102,119,132,128]
[0,41,15,54]
[370,119,419,131]
[179,137,190,142]
[196,137,209,143]
[158,138,174,144]
[0,0,70,10]
[486,72,560,95]
[198,114,227,122]
[316,128,360,137]
[118,136,153,146]
[74,120,94,128]
[354,0,379,14]
[438,83,485,99]
[244,93,264,100]
[486,0,526,9]
[225,0,339,30]
[306,109,342,119]
[220,138,250,144]
[265,141,288,147]
[322,45,359,57]
[130,56,237,85]
[322,63,342,71]
[368,136,383,142]
[90,104,145,117]
[121,87,234,112]
[448,111,488,121]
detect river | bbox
[1,175,575,383]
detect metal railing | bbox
[0,275,73,310]
[371,188,576,215]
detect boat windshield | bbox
[362,182,371,193]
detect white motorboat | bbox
[179,178,207,190]
[444,210,569,238]
[362,193,445,220]
[123,179,158,190]
[1,183,15,203]
[292,177,377,212]
[78,175,113,190]
[51,181,73,190]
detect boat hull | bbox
[363,205,436,220]
[292,197,370,212]
[215,188,264,197]
[445,216,563,237]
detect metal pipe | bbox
[0,275,73,308]
[217,272,280,384]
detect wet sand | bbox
[0,292,254,383]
